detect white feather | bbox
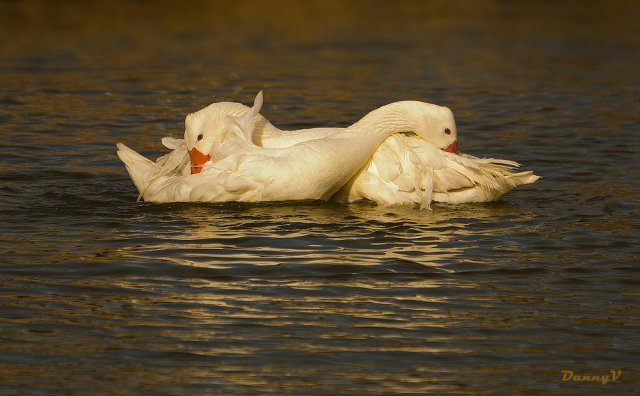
[117,92,539,207]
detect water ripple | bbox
[2,1,640,394]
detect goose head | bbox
[414,104,459,154]
[355,100,459,154]
[184,101,249,174]
[184,92,265,174]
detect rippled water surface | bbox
[1,1,639,394]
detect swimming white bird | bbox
[333,134,539,209]
[117,91,538,207]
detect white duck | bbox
[334,134,540,209]
[117,91,538,207]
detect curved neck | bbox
[349,101,424,137]
[251,101,432,146]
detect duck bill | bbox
[189,147,211,174]
[443,140,459,154]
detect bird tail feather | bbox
[116,143,159,196]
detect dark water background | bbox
[1,1,639,394]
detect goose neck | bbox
[350,101,422,138]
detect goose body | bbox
[334,134,539,209]
[117,91,539,207]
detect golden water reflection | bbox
[3,0,638,393]
[119,200,535,274]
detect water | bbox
[1,1,639,394]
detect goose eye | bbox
[197,134,203,141]
[444,128,451,135]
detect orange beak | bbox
[189,147,211,174]
[443,140,459,154]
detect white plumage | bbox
[117,91,539,208]
[334,134,539,209]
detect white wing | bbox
[338,134,540,208]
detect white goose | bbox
[117,91,538,207]
[334,134,540,209]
